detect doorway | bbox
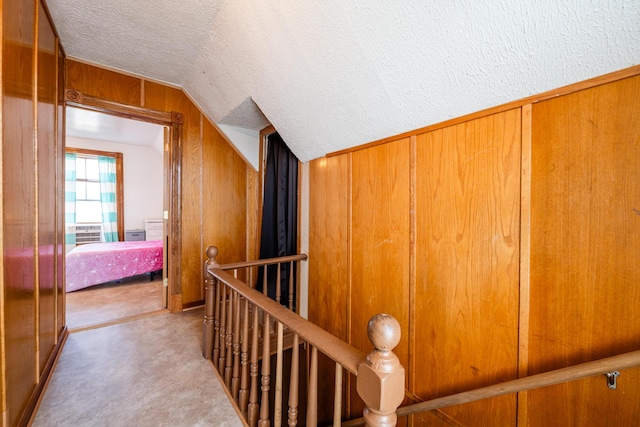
[64,106,169,329]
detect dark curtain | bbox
[256,133,298,307]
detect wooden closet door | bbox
[413,109,521,425]
[37,2,59,373]
[523,75,640,425]
[3,1,37,425]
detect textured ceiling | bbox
[48,0,640,162]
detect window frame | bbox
[66,147,124,241]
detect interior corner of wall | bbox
[216,124,260,171]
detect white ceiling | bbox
[48,0,640,162]
[66,107,165,148]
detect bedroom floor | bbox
[66,273,166,331]
[32,307,244,426]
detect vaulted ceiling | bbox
[47,0,639,162]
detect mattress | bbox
[66,240,163,292]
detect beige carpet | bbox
[32,308,245,427]
[66,274,165,330]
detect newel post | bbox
[356,314,405,427]
[203,246,220,359]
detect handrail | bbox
[209,267,364,374]
[342,349,640,426]
[218,253,308,271]
[203,246,405,426]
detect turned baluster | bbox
[203,246,220,359]
[307,345,318,427]
[356,314,405,427]
[218,284,227,373]
[275,322,284,426]
[212,277,222,365]
[239,297,251,416]
[258,313,272,427]
[287,333,300,426]
[275,262,282,305]
[225,291,235,388]
[334,362,343,426]
[263,265,268,296]
[288,260,295,311]
[232,293,242,400]
[248,303,260,426]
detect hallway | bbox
[32,308,244,426]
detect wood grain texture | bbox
[523,367,640,426]
[56,43,66,339]
[349,139,411,423]
[308,155,350,339]
[179,105,202,304]
[524,74,640,425]
[66,61,141,106]
[144,81,204,305]
[413,109,522,425]
[2,0,37,424]
[37,4,58,373]
[247,166,260,263]
[307,155,350,424]
[350,138,411,364]
[202,118,247,267]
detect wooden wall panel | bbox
[202,119,247,265]
[413,110,521,425]
[349,138,410,419]
[141,80,184,113]
[37,2,58,373]
[2,0,37,425]
[350,139,411,363]
[177,102,202,304]
[66,61,141,106]
[308,154,350,339]
[308,154,350,424]
[524,74,640,425]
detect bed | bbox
[66,240,164,292]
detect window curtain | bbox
[256,133,299,307]
[98,155,118,242]
[65,153,77,245]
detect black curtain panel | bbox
[256,133,298,307]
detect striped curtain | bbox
[65,153,77,245]
[98,156,118,242]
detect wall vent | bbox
[75,224,103,244]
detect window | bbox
[65,147,124,242]
[75,156,102,223]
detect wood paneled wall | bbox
[308,68,640,425]
[65,60,257,309]
[521,73,640,426]
[1,1,66,426]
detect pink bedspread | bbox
[66,240,163,292]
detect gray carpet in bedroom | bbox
[32,308,244,427]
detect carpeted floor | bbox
[32,308,245,427]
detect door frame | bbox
[64,89,183,312]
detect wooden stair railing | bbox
[202,246,405,427]
[342,350,640,426]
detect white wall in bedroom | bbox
[67,135,164,232]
